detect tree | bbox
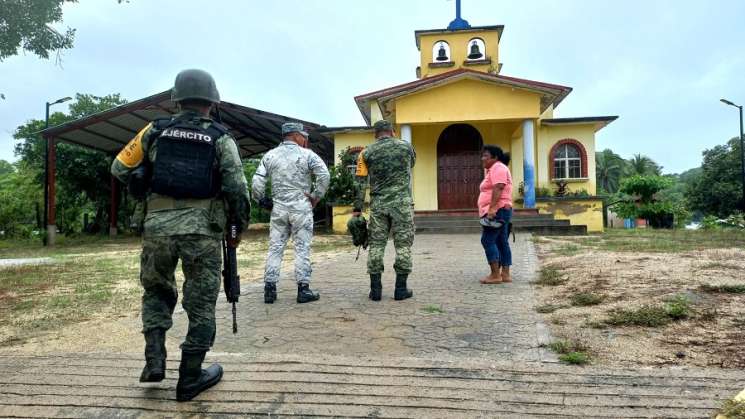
[0,162,42,238]
[627,153,662,176]
[13,93,128,233]
[686,137,743,217]
[595,149,627,194]
[0,0,77,62]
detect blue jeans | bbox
[480,207,513,266]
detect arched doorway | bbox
[437,124,483,210]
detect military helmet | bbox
[171,69,220,103]
[347,214,369,249]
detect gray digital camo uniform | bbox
[252,140,329,284]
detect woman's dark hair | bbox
[482,145,511,166]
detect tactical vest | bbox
[149,116,228,199]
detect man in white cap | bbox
[252,122,330,304]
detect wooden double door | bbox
[437,124,483,210]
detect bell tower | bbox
[414,0,503,78]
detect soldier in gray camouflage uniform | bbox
[353,119,415,301]
[111,69,250,402]
[252,122,330,304]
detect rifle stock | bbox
[222,224,240,334]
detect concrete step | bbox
[414,215,558,223]
[415,217,565,226]
[416,224,587,235]
[415,220,571,229]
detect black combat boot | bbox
[297,283,320,303]
[176,351,223,402]
[369,274,382,301]
[139,328,166,382]
[394,273,413,301]
[264,282,277,304]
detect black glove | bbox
[259,197,274,211]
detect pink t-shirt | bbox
[477,162,513,217]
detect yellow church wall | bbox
[536,198,604,232]
[395,79,541,124]
[536,124,597,195]
[333,131,374,163]
[418,30,500,78]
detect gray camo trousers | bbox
[263,208,314,284]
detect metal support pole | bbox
[43,103,50,246]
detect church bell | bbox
[467,41,483,60]
[436,43,449,61]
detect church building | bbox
[323,2,616,233]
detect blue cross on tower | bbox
[447,0,471,30]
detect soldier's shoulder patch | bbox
[115,123,151,168]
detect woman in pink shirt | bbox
[478,145,513,284]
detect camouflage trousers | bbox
[264,208,314,284]
[140,235,221,353]
[367,205,414,275]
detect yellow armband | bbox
[115,123,151,168]
[355,152,368,177]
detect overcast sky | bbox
[1,0,743,174]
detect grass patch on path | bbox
[545,338,591,365]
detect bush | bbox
[325,148,359,206]
[664,295,691,320]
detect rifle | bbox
[221,224,240,334]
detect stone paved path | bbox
[1,233,744,418]
[204,233,554,362]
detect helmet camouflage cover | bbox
[346,214,369,249]
[171,69,220,103]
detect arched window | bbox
[550,139,588,179]
[432,41,451,62]
[466,38,485,60]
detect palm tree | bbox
[596,149,626,193]
[627,153,662,176]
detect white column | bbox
[522,119,536,208]
[400,124,412,144]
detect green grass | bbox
[422,304,444,314]
[570,292,604,307]
[606,305,671,327]
[536,304,564,314]
[700,284,745,294]
[545,339,591,365]
[605,296,691,327]
[535,266,567,286]
[574,229,745,253]
[559,352,590,365]
[664,295,691,320]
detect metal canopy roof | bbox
[40,90,333,161]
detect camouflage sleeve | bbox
[111,123,152,183]
[251,155,269,202]
[309,151,330,200]
[217,134,251,231]
[353,150,369,211]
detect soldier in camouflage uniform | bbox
[353,119,415,301]
[111,69,250,402]
[252,122,330,304]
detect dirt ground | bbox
[534,233,745,369]
[0,229,348,353]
